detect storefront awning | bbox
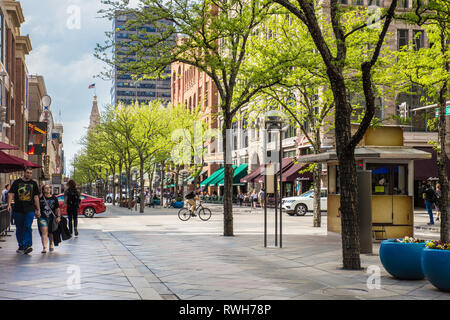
[282,162,313,182]
[240,164,265,183]
[218,164,248,186]
[296,147,431,163]
[210,165,236,186]
[414,147,450,181]
[0,151,41,173]
[200,167,224,186]
[254,158,296,183]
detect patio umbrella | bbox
[0,141,18,150]
[0,150,41,173]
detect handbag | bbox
[43,196,59,232]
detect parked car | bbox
[281,188,328,216]
[56,193,106,218]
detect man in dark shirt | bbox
[7,167,40,254]
[423,182,436,226]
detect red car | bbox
[56,193,106,218]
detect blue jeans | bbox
[425,201,434,224]
[14,211,35,248]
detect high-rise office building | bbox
[111,12,173,106]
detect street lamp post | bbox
[265,110,288,248]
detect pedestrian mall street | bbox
[0,204,448,300]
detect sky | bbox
[20,0,126,177]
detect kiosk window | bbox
[367,164,408,195]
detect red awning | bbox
[282,162,313,182]
[0,142,18,150]
[254,158,296,183]
[240,164,265,183]
[414,147,450,181]
[0,150,41,173]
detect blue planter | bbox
[422,248,450,292]
[173,201,184,208]
[379,240,426,280]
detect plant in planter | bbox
[380,237,427,280]
[422,240,450,292]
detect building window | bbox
[368,0,380,5]
[400,0,409,8]
[283,150,296,158]
[354,0,363,5]
[367,164,408,195]
[232,121,238,150]
[397,29,409,50]
[340,0,348,4]
[242,119,248,148]
[413,30,424,51]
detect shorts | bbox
[38,217,49,228]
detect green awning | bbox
[217,164,248,186]
[211,165,241,186]
[200,167,224,186]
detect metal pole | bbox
[274,146,278,247]
[279,128,283,248]
[264,164,267,248]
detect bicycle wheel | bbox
[198,207,212,221]
[178,208,191,221]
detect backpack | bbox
[67,189,81,208]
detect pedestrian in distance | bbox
[38,184,61,253]
[423,181,437,226]
[1,184,10,205]
[7,167,40,254]
[251,189,258,209]
[238,191,244,207]
[64,180,81,236]
[435,183,441,222]
[259,188,265,209]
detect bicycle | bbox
[178,201,212,221]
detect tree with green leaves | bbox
[96,0,296,236]
[390,0,450,242]
[269,0,402,269]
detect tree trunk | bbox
[119,162,123,203]
[112,167,116,206]
[438,82,449,242]
[223,113,234,236]
[313,163,322,227]
[331,71,361,270]
[140,156,145,213]
[160,160,165,207]
[126,169,132,210]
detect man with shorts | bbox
[185,188,200,217]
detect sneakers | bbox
[23,247,33,254]
[75,229,79,237]
[436,217,440,221]
[16,247,24,254]
[427,222,435,226]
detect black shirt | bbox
[186,192,196,200]
[39,195,60,218]
[9,178,39,213]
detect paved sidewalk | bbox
[0,205,448,300]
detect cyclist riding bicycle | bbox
[185,188,200,216]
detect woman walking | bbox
[64,180,81,236]
[435,183,441,222]
[38,185,61,253]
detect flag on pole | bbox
[88,83,96,89]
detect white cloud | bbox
[27,45,104,84]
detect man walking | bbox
[1,184,10,204]
[423,182,437,226]
[7,167,40,254]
